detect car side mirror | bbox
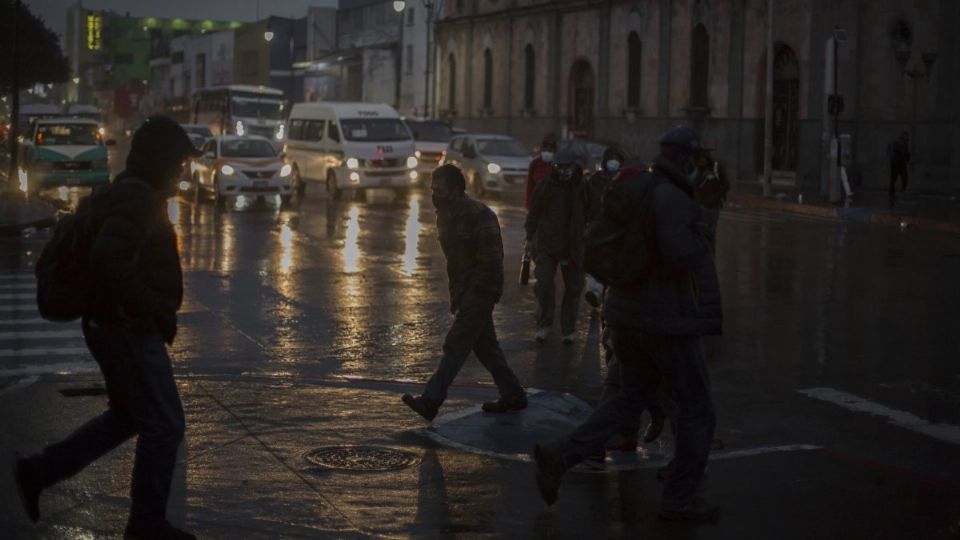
[105,139,117,146]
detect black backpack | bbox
[35,195,100,322]
[583,170,661,288]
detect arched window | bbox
[627,32,642,108]
[483,48,493,110]
[690,24,709,108]
[524,44,536,110]
[447,54,456,111]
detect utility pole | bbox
[7,0,22,191]
[761,0,773,196]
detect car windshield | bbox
[476,138,529,157]
[406,121,453,142]
[183,126,213,138]
[220,139,277,158]
[230,93,285,120]
[340,119,411,142]
[35,124,100,146]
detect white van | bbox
[284,102,418,199]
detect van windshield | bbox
[35,124,100,146]
[340,119,411,142]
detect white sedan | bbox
[191,135,298,204]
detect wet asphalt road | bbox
[1,166,960,537]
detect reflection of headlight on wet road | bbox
[280,164,292,177]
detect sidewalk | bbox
[728,182,960,235]
[3,373,959,539]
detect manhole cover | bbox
[304,445,419,472]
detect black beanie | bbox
[432,164,466,193]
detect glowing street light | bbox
[264,30,275,42]
[393,0,406,12]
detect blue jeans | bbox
[27,318,185,523]
[555,329,715,506]
[424,301,525,407]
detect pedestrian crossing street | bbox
[0,273,95,378]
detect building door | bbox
[568,60,595,138]
[773,44,799,174]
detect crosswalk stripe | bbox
[0,275,34,281]
[0,330,83,339]
[0,347,89,358]
[0,306,37,312]
[0,318,52,325]
[0,361,98,377]
[0,294,37,301]
[0,284,36,290]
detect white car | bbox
[191,135,296,204]
[441,134,532,196]
[403,119,454,183]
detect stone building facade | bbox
[435,0,960,194]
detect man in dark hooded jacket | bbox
[525,148,595,344]
[534,126,722,523]
[13,116,201,540]
[402,164,527,421]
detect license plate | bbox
[379,178,392,186]
[62,161,82,170]
[253,181,268,188]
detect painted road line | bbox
[0,376,39,397]
[0,318,53,325]
[799,387,960,446]
[0,347,89,358]
[0,361,98,377]
[0,330,84,339]
[0,275,35,281]
[0,294,38,301]
[0,284,36,290]
[0,306,38,312]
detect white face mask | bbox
[541,151,554,163]
[606,160,621,173]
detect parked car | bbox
[403,119,453,182]
[557,139,637,172]
[285,102,418,200]
[441,133,532,196]
[20,118,114,192]
[191,135,296,205]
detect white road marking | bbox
[799,387,960,446]
[0,376,39,397]
[0,294,36,301]
[0,284,36,290]
[0,361,97,377]
[0,330,83,339]
[0,275,34,281]
[0,347,89,358]
[0,318,52,325]
[0,306,38,312]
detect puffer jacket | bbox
[86,174,183,337]
[602,156,722,336]
[437,195,504,311]
[524,168,595,263]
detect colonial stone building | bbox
[435,0,960,194]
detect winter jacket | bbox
[887,138,910,164]
[602,156,722,336]
[86,174,183,342]
[525,156,554,209]
[525,168,595,264]
[437,195,504,311]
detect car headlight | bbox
[275,123,285,140]
[234,121,245,136]
[407,156,418,169]
[415,150,422,158]
[487,163,502,175]
[220,164,235,176]
[346,157,360,170]
[280,164,292,177]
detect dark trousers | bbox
[556,328,715,506]
[889,162,909,197]
[424,301,525,407]
[27,319,186,523]
[534,255,584,335]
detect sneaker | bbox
[401,394,438,422]
[12,457,41,524]
[533,443,565,506]
[124,519,197,540]
[658,500,720,523]
[535,327,550,343]
[643,415,666,443]
[562,333,575,344]
[482,393,528,413]
[605,433,638,452]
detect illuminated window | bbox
[86,15,102,51]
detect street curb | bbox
[729,195,960,235]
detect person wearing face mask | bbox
[692,150,729,250]
[525,148,595,344]
[525,133,558,209]
[534,126,722,523]
[402,164,528,421]
[13,116,201,540]
[583,146,627,309]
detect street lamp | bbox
[394,0,435,118]
[264,19,274,42]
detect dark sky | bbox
[26,0,337,40]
